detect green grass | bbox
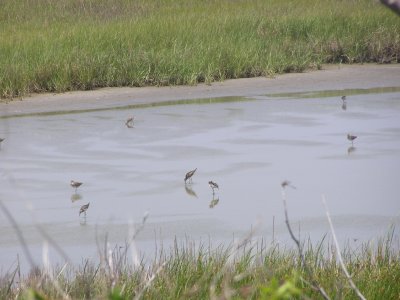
[0,0,399,98]
[1,234,399,299]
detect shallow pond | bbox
[1,87,400,270]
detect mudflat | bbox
[1,64,399,117]
[1,62,400,271]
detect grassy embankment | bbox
[0,0,399,99]
[0,233,399,299]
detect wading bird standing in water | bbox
[70,180,83,192]
[281,180,296,189]
[347,133,357,146]
[341,96,347,111]
[208,180,219,194]
[0,138,4,148]
[184,168,197,184]
[79,203,90,216]
[125,116,134,128]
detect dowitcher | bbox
[184,168,197,183]
[125,117,134,128]
[79,203,90,216]
[208,181,219,193]
[341,96,347,110]
[281,180,296,189]
[70,180,83,192]
[347,133,357,145]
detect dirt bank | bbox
[1,64,399,117]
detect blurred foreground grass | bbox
[0,232,399,299]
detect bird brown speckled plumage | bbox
[208,180,219,193]
[70,180,83,191]
[347,134,357,145]
[184,168,197,183]
[125,117,134,128]
[79,203,90,216]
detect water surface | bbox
[0,88,399,270]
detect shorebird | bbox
[341,96,347,111]
[281,180,296,189]
[347,134,357,145]
[184,168,197,183]
[70,180,83,192]
[125,116,134,128]
[208,181,219,194]
[79,203,90,216]
[0,138,4,143]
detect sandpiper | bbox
[70,180,83,192]
[125,117,134,128]
[208,180,219,193]
[347,133,357,145]
[79,203,90,216]
[341,96,347,111]
[184,168,197,183]
[281,180,296,189]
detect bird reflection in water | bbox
[347,146,356,155]
[209,195,219,208]
[71,193,82,202]
[80,217,87,226]
[185,185,198,198]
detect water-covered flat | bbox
[0,65,400,270]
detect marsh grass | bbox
[1,233,399,299]
[0,0,399,98]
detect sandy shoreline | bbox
[1,64,400,117]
